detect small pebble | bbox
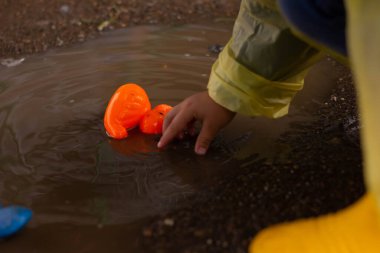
[59,5,70,14]
[208,44,224,54]
[163,218,175,226]
[56,38,64,46]
[1,58,25,67]
[143,228,153,237]
[193,229,205,237]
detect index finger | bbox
[162,106,177,134]
[157,110,194,148]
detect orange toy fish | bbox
[140,104,173,134]
[104,83,151,139]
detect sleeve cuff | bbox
[207,41,308,118]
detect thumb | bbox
[195,121,218,155]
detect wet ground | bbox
[0,1,364,253]
[141,59,365,253]
[0,0,239,57]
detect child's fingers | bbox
[194,120,218,155]
[177,131,185,140]
[187,119,196,136]
[177,120,195,139]
[162,106,178,133]
[158,110,193,148]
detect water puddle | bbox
[0,23,339,252]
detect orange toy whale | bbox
[104,83,151,139]
[140,104,173,134]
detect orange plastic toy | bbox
[139,104,173,134]
[104,83,151,139]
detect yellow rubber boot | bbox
[250,193,380,253]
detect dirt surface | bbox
[0,0,239,58]
[140,61,365,253]
[0,1,364,253]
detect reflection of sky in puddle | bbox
[0,23,338,235]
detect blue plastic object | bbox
[0,206,32,238]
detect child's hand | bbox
[157,91,236,155]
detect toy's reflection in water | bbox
[108,130,159,155]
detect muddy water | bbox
[0,23,339,252]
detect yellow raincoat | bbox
[207,0,380,214]
[208,0,322,118]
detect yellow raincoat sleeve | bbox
[207,0,323,118]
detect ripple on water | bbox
[0,23,341,253]
[0,24,241,226]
